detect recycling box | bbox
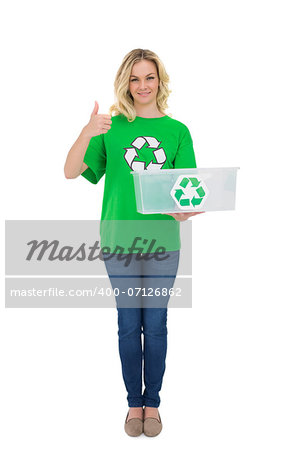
[131,167,240,214]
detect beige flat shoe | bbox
[143,410,163,437]
[124,410,143,437]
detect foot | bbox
[143,407,162,437]
[143,406,160,421]
[126,407,143,422]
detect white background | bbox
[1,0,299,448]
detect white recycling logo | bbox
[124,136,167,171]
[170,175,209,210]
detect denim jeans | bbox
[103,250,180,407]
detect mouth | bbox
[138,92,151,96]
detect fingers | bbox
[163,212,204,221]
[90,101,111,121]
[102,116,112,125]
[176,212,205,221]
[91,100,99,116]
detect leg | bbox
[103,252,143,407]
[141,250,180,408]
[117,308,143,407]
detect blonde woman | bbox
[64,48,203,437]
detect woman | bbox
[64,48,203,437]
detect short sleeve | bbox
[81,133,106,184]
[173,126,197,169]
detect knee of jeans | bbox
[143,323,168,338]
[118,324,142,340]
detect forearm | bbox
[64,126,91,178]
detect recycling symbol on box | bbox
[170,175,209,210]
[124,136,166,171]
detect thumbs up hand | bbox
[83,101,112,138]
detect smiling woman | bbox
[129,68,159,105]
[127,62,168,120]
[64,48,204,437]
[108,48,172,121]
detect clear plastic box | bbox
[131,167,240,214]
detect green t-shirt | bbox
[81,113,197,254]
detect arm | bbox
[64,100,111,179]
[64,127,91,179]
[81,162,88,174]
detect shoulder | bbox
[166,116,190,133]
[111,113,126,122]
[167,116,187,127]
[166,116,192,142]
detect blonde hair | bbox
[108,48,172,122]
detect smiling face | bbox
[129,59,160,108]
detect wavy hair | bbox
[108,48,172,122]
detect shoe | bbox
[143,409,163,437]
[124,410,143,437]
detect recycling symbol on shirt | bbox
[124,136,167,171]
[170,175,209,210]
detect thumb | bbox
[91,100,99,117]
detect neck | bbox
[133,102,164,118]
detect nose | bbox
[139,80,148,90]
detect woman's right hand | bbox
[83,101,112,138]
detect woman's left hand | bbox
[163,211,205,221]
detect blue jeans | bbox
[103,250,180,407]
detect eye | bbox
[130,76,155,82]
